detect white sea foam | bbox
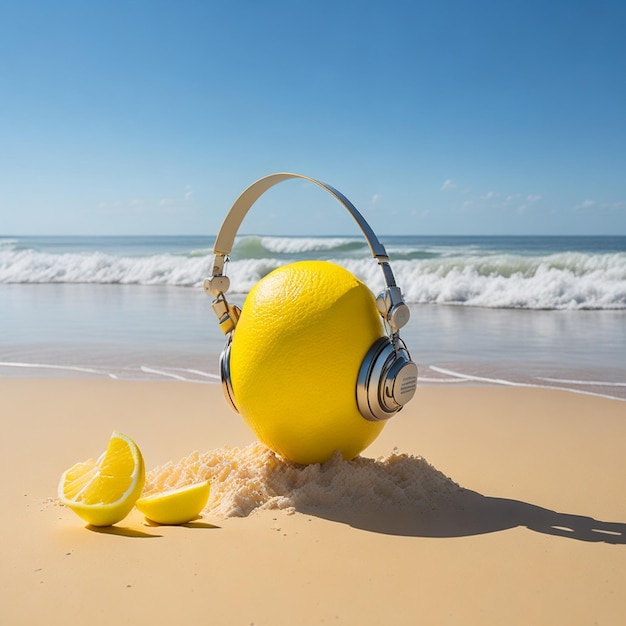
[537,377,626,387]
[336,253,626,310]
[259,235,361,254]
[0,361,221,383]
[0,238,18,250]
[1,242,625,310]
[140,366,197,382]
[0,249,212,287]
[430,366,626,401]
[0,361,120,379]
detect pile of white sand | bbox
[145,442,460,518]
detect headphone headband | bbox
[205,172,410,334]
[213,172,388,258]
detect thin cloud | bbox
[441,179,457,191]
[99,187,194,212]
[454,186,542,215]
[573,199,596,211]
[573,198,626,212]
[609,201,626,211]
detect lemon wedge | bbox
[136,481,211,525]
[58,431,145,527]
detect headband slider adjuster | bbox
[204,275,231,298]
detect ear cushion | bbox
[357,337,418,421]
[219,335,238,413]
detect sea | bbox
[1,234,625,401]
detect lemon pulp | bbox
[230,260,386,464]
[58,431,145,526]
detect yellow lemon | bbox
[230,260,387,464]
[58,431,145,527]
[136,481,211,525]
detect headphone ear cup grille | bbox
[357,337,418,422]
[220,335,239,413]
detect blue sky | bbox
[1,1,625,236]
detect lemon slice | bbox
[136,481,211,525]
[58,431,146,527]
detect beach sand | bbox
[2,378,625,625]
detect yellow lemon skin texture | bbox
[230,260,386,464]
[136,481,211,525]
[58,431,146,527]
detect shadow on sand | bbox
[246,444,626,543]
[86,524,162,538]
[298,488,626,543]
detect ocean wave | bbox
[384,253,626,310]
[0,238,18,250]
[1,246,625,310]
[232,235,366,258]
[0,249,212,287]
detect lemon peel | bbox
[230,260,386,464]
[136,481,211,525]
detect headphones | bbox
[204,173,417,422]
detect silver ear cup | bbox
[219,335,239,413]
[356,337,418,422]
